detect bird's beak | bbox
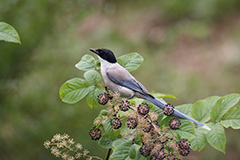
[89,48,99,55]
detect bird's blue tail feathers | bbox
[141,94,211,131]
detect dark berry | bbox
[139,144,154,157]
[110,117,122,129]
[138,103,150,116]
[169,117,181,130]
[126,117,138,129]
[179,148,190,156]
[178,139,190,150]
[97,93,110,105]
[150,149,166,160]
[119,100,130,111]
[89,127,102,140]
[142,120,153,133]
[163,103,174,116]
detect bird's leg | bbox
[126,94,135,101]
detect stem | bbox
[105,148,111,160]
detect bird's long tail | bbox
[142,95,211,130]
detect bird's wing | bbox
[106,66,153,98]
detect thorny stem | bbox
[105,148,111,160]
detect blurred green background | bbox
[1,0,240,159]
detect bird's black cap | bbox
[89,48,117,63]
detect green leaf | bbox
[220,106,240,129]
[159,115,174,127]
[84,70,102,85]
[86,86,105,109]
[117,52,143,72]
[210,93,240,122]
[0,22,21,44]
[189,127,207,151]
[191,96,220,122]
[112,139,130,148]
[206,122,226,153]
[103,118,121,137]
[175,104,193,117]
[109,140,132,160]
[98,134,121,149]
[75,54,96,71]
[129,144,137,159]
[59,78,90,104]
[176,119,195,140]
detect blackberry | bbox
[119,100,130,111]
[139,144,154,157]
[110,117,122,129]
[163,103,174,116]
[150,149,166,160]
[169,117,181,130]
[179,148,190,156]
[126,117,138,129]
[97,92,110,105]
[142,120,153,133]
[89,127,102,140]
[178,139,190,149]
[138,103,150,116]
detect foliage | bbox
[0,22,21,44]
[57,53,240,159]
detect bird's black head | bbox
[89,48,117,63]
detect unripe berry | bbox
[178,138,190,149]
[150,149,166,160]
[119,100,130,111]
[163,103,174,116]
[110,117,122,129]
[97,93,110,105]
[89,127,102,141]
[126,117,138,129]
[169,117,181,130]
[138,103,150,116]
[139,144,154,157]
[179,148,190,156]
[142,120,153,133]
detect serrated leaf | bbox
[103,118,121,137]
[84,70,102,85]
[191,96,220,122]
[159,115,174,127]
[189,127,207,151]
[109,140,132,160]
[211,93,240,122]
[112,139,130,148]
[206,122,226,153]
[0,22,21,44]
[75,54,96,71]
[59,78,90,104]
[175,104,193,117]
[176,119,195,139]
[86,86,105,109]
[220,106,240,129]
[117,52,143,72]
[98,134,121,149]
[129,144,137,159]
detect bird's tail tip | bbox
[202,125,211,131]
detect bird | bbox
[89,48,211,131]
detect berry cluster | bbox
[90,92,191,160]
